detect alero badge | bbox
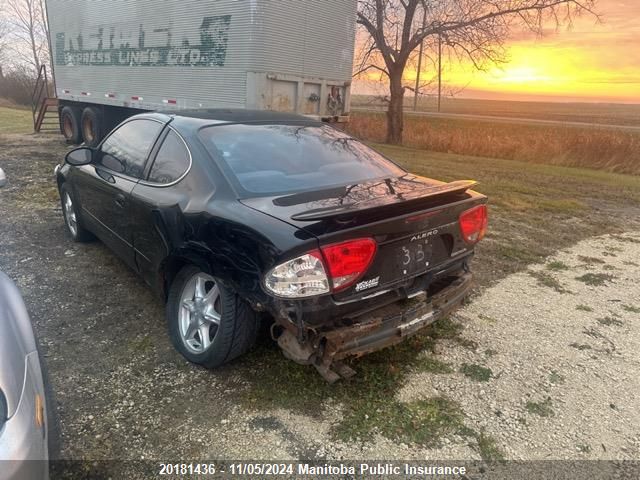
[355,276,380,292]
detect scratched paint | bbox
[55,15,231,68]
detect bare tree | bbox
[3,0,49,75]
[0,17,10,79]
[356,0,598,144]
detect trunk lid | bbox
[241,174,486,298]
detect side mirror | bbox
[65,147,93,166]
[0,168,6,188]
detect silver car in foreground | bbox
[0,168,51,479]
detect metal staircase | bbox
[32,65,59,133]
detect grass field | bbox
[0,106,33,134]
[344,112,640,175]
[352,95,640,127]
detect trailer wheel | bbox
[81,107,103,147]
[60,106,82,145]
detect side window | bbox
[99,120,163,178]
[147,131,191,184]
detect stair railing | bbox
[31,64,50,131]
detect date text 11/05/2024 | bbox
[158,462,468,476]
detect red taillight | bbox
[320,238,377,292]
[459,205,488,244]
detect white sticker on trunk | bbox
[355,276,380,292]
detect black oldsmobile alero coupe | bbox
[55,109,487,381]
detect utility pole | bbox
[437,33,442,113]
[413,5,427,112]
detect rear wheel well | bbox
[160,255,211,301]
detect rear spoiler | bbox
[290,180,478,221]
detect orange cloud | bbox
[355,0,640,103]
[452,0,640,101]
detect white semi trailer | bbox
[44,0,356,146]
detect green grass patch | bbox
[546,261,569,271]
[495,244,542,264]
[373,144,640,198]
[577,255,605,265]
[129,334,154,353]
[575,273,615,286]
[526,397,554,417]
[577,444,592,453]
[0,106,33,134]
[429,317,477,350]
[14,183,59,209]
[622,305,640,313]
[484,348,498,357]
[576,304,593,312]
[529,271,570,293]
[459,363,493,382]
[335,396,465,447]
[417,356,454,374]
[597,316,623,327]
[548,371,565,385]
[478,314,498,324]
[610,235,640,244]
[475,431,506,462]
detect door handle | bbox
[96,167,115,183]
[115,193,126,208]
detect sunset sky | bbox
[354,0,640,103]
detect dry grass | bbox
[352,95,640,126]
[344,112,640,175]
[0,106,34,134]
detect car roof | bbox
[128,109,326,139]
[165,108,320,125]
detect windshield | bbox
[198,123,406,197]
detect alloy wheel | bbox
[63,192,78,237]
[178,273,221,354]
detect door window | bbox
[147,131,191,184]
[99,120,163,178]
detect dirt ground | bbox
[1,133,639,474]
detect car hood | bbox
[0,271,38,419]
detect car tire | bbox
[80,107,103,148]
[60,106,82,145]
[167,265,259,368]
[59,184,93,242]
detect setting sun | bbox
[355,0,640,103]
[444,39,640,102]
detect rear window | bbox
[198,124,405,196]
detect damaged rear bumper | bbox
[276,272,473,382]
